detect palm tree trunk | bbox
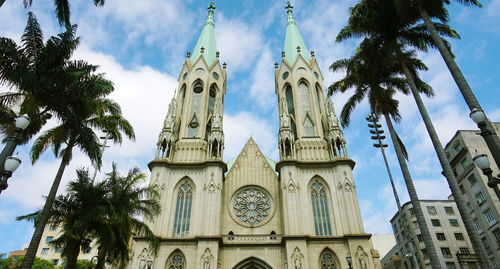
[383,113,441,269]
[21,144,74,269]
[95,247,106,269]
[399,59,491,268]
[64,240,81,269]
[420,8,500,169]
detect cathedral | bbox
[129,2,381,268]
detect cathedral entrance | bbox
[233,258,272,269]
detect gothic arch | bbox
[165,249,186,269]
[315,83,324,113]
[319,248,340,269]
[308,176,333,236]
[171,177,195,237]
[179,84,187,115]
[284,83,297,138]
[233,257,272,269]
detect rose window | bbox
[231,186,273,226]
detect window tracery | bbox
[173,181,193,237]
[166,250,185,269]
[311,178,332,236]
[320,249,337,269]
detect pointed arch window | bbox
[173,181,193,237]
[285,85,297,138]
[166,250,185,269]
[188,81,203,137]
[304,114,315,136]
[299,82,315,136]
[315,83,324,113]
[205,85,217,140]
[311,178,332,236]
[320,249,337,268]
[179,85,186,115]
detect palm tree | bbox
[336,0,490,266]
[0,0,105,27]
[94,164,160,269]
[21,57,135,269]
[0,12,79,144]
[17,169,108,269]
[329,37,438,269]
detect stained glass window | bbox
[166,251,185,269]
[320,249,336,268]
[173,181,193,237]
[311,178,332,236]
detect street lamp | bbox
[0,155,22,194]
[473,153,500,201]
[0,114,30,175]
[346,254,352,269]
[147,260,153,269]
[470,108,500,176]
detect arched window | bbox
[205,85,217,140]
[320,249,337,268]
[173,180,193,237]
[166,250,185,269]
[179,84,186,115]
[315,83,323,113]
[299,82,315,136]
[285,85,297,138]
[311,178,332,236]
[188,81,203,137]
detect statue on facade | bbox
[291,248,303,269]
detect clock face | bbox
[230,185,274,227]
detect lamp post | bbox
[92,135,111,181]
[147,260,153,269]
[346,254,352,269]
[366,113,419,269]
[0,114,30,175]
[0,155,22,194]
[470,108,500,173]
[472,153,500,201]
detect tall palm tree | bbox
[94,164,160,269]
[0,0,105,27]
[21,54,135,269]
[0,12,79,144]
[329,38,437,269]
[17,169,108,269]
[336,0,490,266]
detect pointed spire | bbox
[283,1,311,65]
[191,2,218,66]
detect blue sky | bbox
[0,0,499,255]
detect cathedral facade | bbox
[128,3,381,269]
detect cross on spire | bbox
[208,1,216,11]
[285,1,293,11]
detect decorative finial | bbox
[208,1,216,11]
[274,62,278,69]
[281,51,285,58]
[285,1,293,11]
[310,50,315,58]
[296,46,301,53]
[216,51,220,58]
[223,62,227,69]
[186,51,191,58]
[201,47,205,54]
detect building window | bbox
[482,237,490,250]
[431,219,441,227]
[475,191,487,205]
[41,248,49,255]
[45,236,53,243]
[453,142,462,153]
[311,178,332,236]
[188,81,203,137]
[444,206,454,215]
[83,248,91,254]
[474,218,483,233]
[285,85,297,138]
[427,206,437,215]
[460,157,470,169]
[49,224,57,231]
[436,233,446,241]
[166,250,185,269]
[493,228,500,242]
[55,248,63,253]
[441,247,451,257]
[492,258,500,269]
[459,248,469,254]
[299,82,315,136]
[454,233,464,240]
[320,249,337,269]
[449,219,459,227]
[467,202,474,213]
[483,208,496,225]
[51,259,59,265]
[417,234,423,242]
[446,263,456,269]
[173,180,193,237]
[459,184,465,194]
[467,174,477,186]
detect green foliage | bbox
[0,255,54,269]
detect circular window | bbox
[230,186,274,227]
[314,71,319,79]
[183,73,187,80]
[212,72,219,80]
[282,72,289,79]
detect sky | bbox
[0,0,500,255]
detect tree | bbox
[0,0,105,27]
[0,12,79,144]
[329,37,436,269]
[20,46,135,269]
[336,0,490,266]
[94,164,160,269]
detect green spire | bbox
[191,2,218,66]
[283,1,311,65]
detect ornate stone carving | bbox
[230,186,273,227]
[201,248,213,269]
[356,246,369,269]
[291,247,303,269]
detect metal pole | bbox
[0,128,22,175]
[92,136,110,181]
[478,121,500,177]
